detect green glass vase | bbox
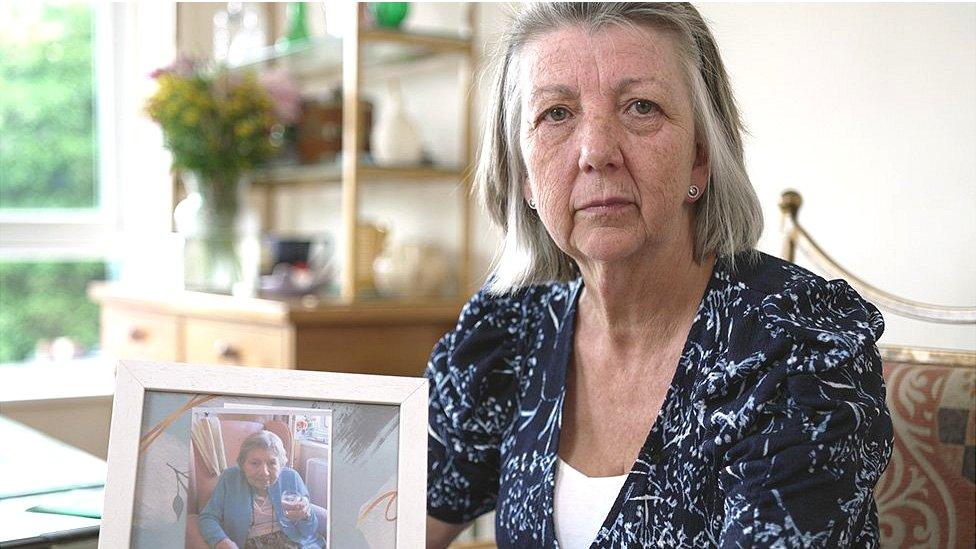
[277,2,310,50]
[371,3,410,29]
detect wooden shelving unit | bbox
[242,3,478,304]
[252,162,465,186]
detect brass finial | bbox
[779,190,803,220]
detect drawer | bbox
[295,324,448,376]
[184,318,289,368]
[101,307,180,362]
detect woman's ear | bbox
[522,180,534,205]
[687,141,710,203]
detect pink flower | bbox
[212,70,243,101]
[149,55,200,80]
[259,70,302,124]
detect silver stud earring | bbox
[528,198,537,209]
[687,186,700,199]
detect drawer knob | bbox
[213,340,240,360]
[128,327,147,342]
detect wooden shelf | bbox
[228,37,340,72]
[228,29,470,83]
[252,162,465,186]
[361,28,472,54]
[251,161,342,185]
[360,164,465,181]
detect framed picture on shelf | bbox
[101,360,427,549]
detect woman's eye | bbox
[629,100,657,116]
[543,106,571,123]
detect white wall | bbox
[695,3,975,350]
[111,2,182,289]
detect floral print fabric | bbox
[426,252,893,548]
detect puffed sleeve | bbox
[717,277,893,548]
[425,287,526,524]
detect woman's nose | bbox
[578,115,623,173]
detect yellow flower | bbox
[234,120,254,138]
[181,108,200,126]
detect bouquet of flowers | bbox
[146,58,300,293]
[145,57,300,186]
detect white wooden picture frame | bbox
[101,360,428,548]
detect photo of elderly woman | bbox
[187,409,331,549]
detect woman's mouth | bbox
[577,198,634,214]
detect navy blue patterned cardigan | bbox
[426,252,893,548]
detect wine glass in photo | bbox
[280,490,309,523]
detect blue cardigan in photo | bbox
[197,465,323,548]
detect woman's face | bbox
[241,447,281,492]
[518,24,708,265]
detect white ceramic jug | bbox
[370,78,424,165]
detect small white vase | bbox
[373,242,452,298]
[371,79,424,165]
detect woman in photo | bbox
[198,430,324,549]
[426,3,893,548]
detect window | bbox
[1,2,98,209]
[0,2,111,365]
[0,260,105,363]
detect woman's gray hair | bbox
[237,430,288,467]
[477,2,763,294]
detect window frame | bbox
[0,3,119,254]
[1,3,177,373]
[0,3,119,258]
[2,3,179,260]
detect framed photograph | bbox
[101,360,427,549]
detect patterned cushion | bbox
[877,357,975,548]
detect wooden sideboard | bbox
[88,283,464,377]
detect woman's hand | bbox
[215,539,239,549]
[282,497,311,521]
[426,516,470,549]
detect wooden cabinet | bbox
[90,282,461,377]
[100,307,181,362]
[183,318,291,369]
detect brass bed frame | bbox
[779,189,974,549]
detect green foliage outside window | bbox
[0,4,104,364]
[0,2,97,209]
[0,260,106,364]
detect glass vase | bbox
[174,173,259,295]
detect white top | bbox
[248,493,279,538]
[553,457,629,549]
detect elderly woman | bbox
[426,3,892,548]
[198,430,323,549]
